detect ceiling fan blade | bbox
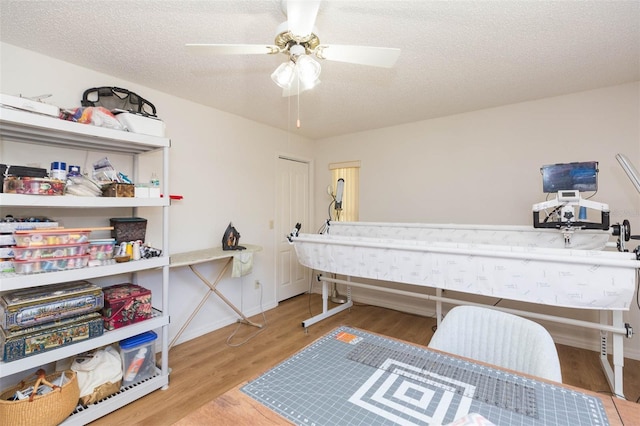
[185,44,279,55]
[315,45,401,68]
[287,0,321,37]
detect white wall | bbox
[0,43,315,346]
[2,41,639,360]
[313,82,640,359]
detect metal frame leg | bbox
[599,310,625,398]
[169,258,262,349]
[302,275,353,329]
[435,288,443,326]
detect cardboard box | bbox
[134,186,149,198]
[102,283,152,330]
[0,281,104,331]
[1,312,103,362]
[134,186,160,198]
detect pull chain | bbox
[296,73,301,128]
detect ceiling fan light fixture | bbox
[289,43,306,57]
[295,69,321,91]
[188,1,402,96]
[300,76,321,91]
[296,55,321,85]
[271,60,296,89]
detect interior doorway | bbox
[276,156,311,301]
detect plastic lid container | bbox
[13,243,88,260]
[120,330,157,350]
[68,165,81,176]
[51,161,67,171]
[14,229,91,247]
[88,239,116,261]
[12,254,90,274]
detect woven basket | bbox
[0,370,80,426]
[80,380,121,405]
[110,217,147,243]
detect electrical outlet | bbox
[254,280,260,289]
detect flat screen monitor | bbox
[541,161,598,193]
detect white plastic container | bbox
[0,247,15,258]
[0,235,15,246]
[116,113,166,137]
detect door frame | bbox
[275,153,314,302]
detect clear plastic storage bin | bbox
[13,243,88,260]
[119,331,157,385]
[13,230,91,247]
[87,239,116,261]
[12,255,90,274]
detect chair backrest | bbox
[428,305,563,382]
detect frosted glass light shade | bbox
[296,55,321,85]
[271,61,296,89]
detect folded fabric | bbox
[71,345,123,397]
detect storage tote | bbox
[120,331,157,384]
[0,370,80,426]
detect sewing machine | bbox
[531,159,638,251]
[532,189,611,246]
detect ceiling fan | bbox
[186,0,401,96]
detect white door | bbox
[276,156,310,301]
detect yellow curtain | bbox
[329,161,360,221]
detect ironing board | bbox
[169,244,262,348]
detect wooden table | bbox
[169,244,262,349]
[174,384,639,426]
[173,327,640,425]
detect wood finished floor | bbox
[89,293,640,425]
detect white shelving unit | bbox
[0,107,171,425]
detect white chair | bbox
[428,305,563,382]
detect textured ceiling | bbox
[1,0,639,140]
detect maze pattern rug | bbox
[241,326,609,426]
